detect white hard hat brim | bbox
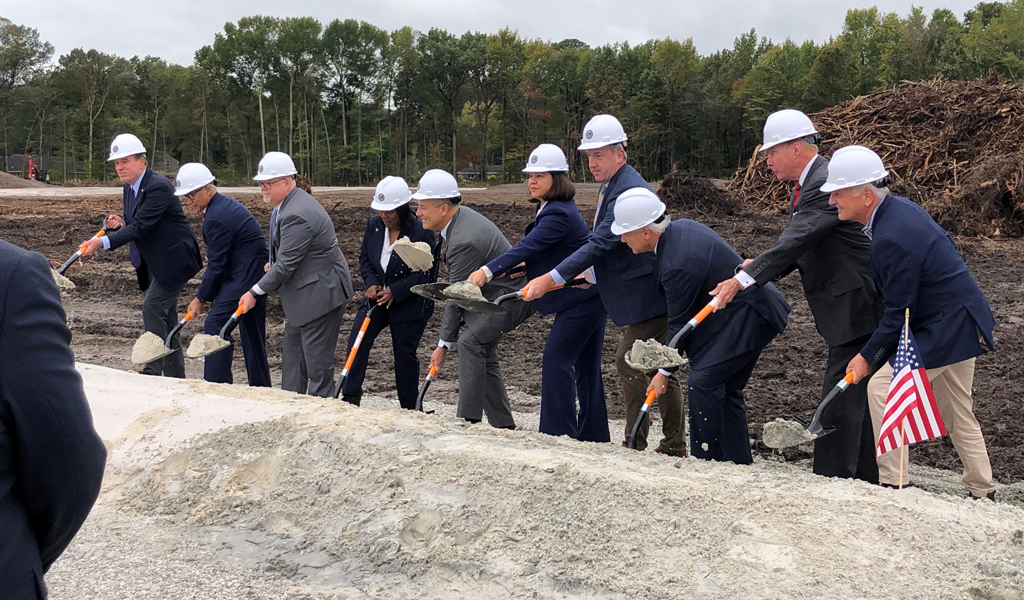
[174,176,215,196]
[577,139,627,151]
[522,166,569,173]
[371,197,412,210]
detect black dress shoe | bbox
[969,491,996,501]
[879,482,915,490]
[341,394,361,406]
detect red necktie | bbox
[792,183,801,208]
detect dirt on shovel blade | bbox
[624,338,687,371]
[762,418,816,449]
[392,237,434,271]
[186,334,230,358]
[443,280,487,302]
[132,332,168,364]
[51,269,75,290]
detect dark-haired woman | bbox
[340,176,437,409]
[468,144,609,441]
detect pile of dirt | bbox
[728,78,1024,236]
[0,171,48,189]
[658,170,741,217]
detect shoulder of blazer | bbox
[804,156,829,188]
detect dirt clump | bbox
[131,332,167,364]
[392,237,434,271]
[658,170,741,217]
[762,418,816,449]
[186,334,230,358]
[442,280,486,301]
[51,269,75,290]
[625,338,687,371]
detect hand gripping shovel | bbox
[56,228,105,275]
[626,297,718,450]
[185,303,246,359]
[334,302,379,399]
[449,277,591,314]
[414,364,437,412]
[763,372,855,449]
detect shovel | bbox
[55,228,105,275]
[410,265,528,302]
[444,277,591,314]
[186,303,246,358]
[768,372,855,447]
[134,308,196,363]
[414,364,437,412]
[334,302,379,399]
[626,297,718,450]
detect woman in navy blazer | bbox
[469,145,609,442]
[340,177,437,409]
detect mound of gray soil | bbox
[131,332,168,364]
[52,269,75,290]
[625,338,687,371]
[186,334,230,358]
[392,237,434,271]
[0,171,48,188]
[443,280,487,302]
[762,418,816,449]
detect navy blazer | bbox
[358,214,437,323]
[0,240,106,599]
[859,196,995,369]
[105,168,202,290]
[483,199,598,315]
[554,164,666,326]
[657,220,790,371]
[196,193,269,303]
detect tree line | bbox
[2,2,1023,185]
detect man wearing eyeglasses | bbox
[239,152,353,397]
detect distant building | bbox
[6,155,86,180]
[457,164,502,181]
[151,150,179,174]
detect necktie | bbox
[593,184,607,228]
[127,186,142,269]
[269,206,279,264]
[791,183,802,209]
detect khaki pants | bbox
[616,315,685,453]
[867,358,995,497]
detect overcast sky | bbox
[13,0,983,66]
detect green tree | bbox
[0,18,53,160]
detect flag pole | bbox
[899,308,910,491]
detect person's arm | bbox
[553,201,620,281]
[0,251,106,570]
[742,188,839,287]
[858,237,923,367]
[195,219,231,302]
[438,239,473,344]
[105,179,175,251]
[483,211,569,280]
[387,228,437,304]
[254,212,316,294]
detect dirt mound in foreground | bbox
[729,78,1024,236]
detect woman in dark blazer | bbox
[468,144,609,442]
[340,176,437,409]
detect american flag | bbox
[876,327,947,457]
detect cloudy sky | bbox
[15,0,982,66]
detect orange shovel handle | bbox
[78,229,106,253]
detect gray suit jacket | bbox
[440,206,533,345]
[257,187,353,327]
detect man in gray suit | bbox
[710,109,882,482]
[240,152,353,397]
[415,169,533,428]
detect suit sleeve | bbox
[439,237,478,342]
[387,228,436,305]
[105,180,176,251]
[744,186,840,287]
[195,219,232,302]
[858,237,924,366]
[359,218,383,290]
[554,201,619,281]
[0,252,106,570]
[256,212,316,294]
[485,211,569,278]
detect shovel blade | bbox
[411,283,450,301]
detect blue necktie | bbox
[127,186,142,269]
[269,206,279,263]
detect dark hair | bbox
[395,202,415,233]
[295,174,312,195]
[531,171,576,203]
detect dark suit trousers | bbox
[812,336,879,483]
[203,295,271,387]
[688,348,763,464]
[617,315,685,452]
[281,305,344,397]
[341,302,429,410]
[141,271,185,378]
[540,295,610,442]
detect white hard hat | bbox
[411,169,460,200]
[253,151,298,181]
[760,109,819,151]
[107,133,146,161]
[578,114,628,151]
[174,163,216,196]
[523,144,569,173]
[372,176,413,210]
[611,187,666,235]
[820,145,890,193]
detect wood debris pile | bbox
[658,171,741,218]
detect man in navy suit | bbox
[0,240,106,599]
[827,145,997,499]
[613,189,790,463]
[80,133,202,378]
[176,163,271,387]
[524,115,684,455]
[340,176,437,409]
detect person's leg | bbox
[616,321,651,450]
[456,328,489,422]
[281,320,307,394]
[340,303,387,405]
[141,273,185,378]
[238,294,271,387]
[574,298,610,443]
[539,307,584,438]
[617,315,684,453]
[301,305,345,397]
[928,359,995,498]
[812,339,879,483]
[480,335,515,429]
[687,349,759,464]
[390,317,429,410]
[867,361,909,486]
[202,299,236,384]
[718,349,761,465]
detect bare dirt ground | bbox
[6,184,1021,484]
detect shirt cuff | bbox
[438,340,452,349]
[658,368,674,377]
[251,284,266,296]
[481,266,494,282]
[734,270,756,289]
[549,268,566,287]
[101,236,111,250]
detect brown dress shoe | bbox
[654,445,687,457]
